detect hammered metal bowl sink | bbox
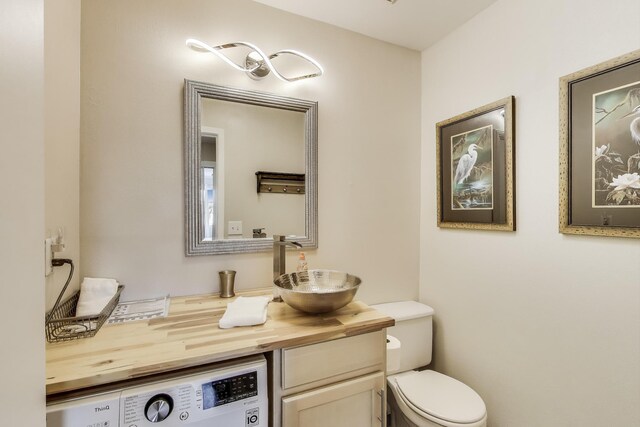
[273,269,362,314]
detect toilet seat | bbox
[392,370,486,425]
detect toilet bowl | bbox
[371,301,487,427]
[387,370,487,427]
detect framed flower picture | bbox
[559,49,640,238]
[436,97,515,231]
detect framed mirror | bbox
[184,80,318,255]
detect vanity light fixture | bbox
[186,39,324,82]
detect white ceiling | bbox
[253,0,498,51]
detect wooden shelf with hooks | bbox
[256,171,305,194]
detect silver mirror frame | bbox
[184,79,318,255]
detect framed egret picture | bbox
[436,96,515,231]
[559,49,640,238]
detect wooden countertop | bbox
[46,288,394,396]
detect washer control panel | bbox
[202,371,258,409]
[122,384,193,425]
[120,356,267,426]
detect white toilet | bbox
[371,301,487,427]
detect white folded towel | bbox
[75,277,119,317]
[218,296,271,329]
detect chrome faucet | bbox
[273,235,302,301]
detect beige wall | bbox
[80,0,421,302]
[0,0,46,424]
[45,0,81,310]
[420,0,640,426]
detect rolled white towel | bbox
[218,296,271,329]
[76,277,119,317]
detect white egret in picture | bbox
[450,125,493,210]
[620,104,640,147]
[454,143,480,185]
[592,80,640,207]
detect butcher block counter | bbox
[46,288,394,396]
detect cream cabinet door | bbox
[282,372,385,427]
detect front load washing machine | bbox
[46,354,268,427]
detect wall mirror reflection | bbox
[184,80,318,255]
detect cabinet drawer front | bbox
[282,330,384,389]
[282,371,385,427]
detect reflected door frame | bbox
[201,126,225,240]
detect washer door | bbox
[395,370,486,424]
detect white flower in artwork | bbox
[609,173,640,191]
[594,145,608,157]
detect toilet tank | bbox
[371,301,435,372]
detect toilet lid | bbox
[395,370,486,424]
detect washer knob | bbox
[144,393,173,423]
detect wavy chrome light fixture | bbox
[186,39,324,82]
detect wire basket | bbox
[45,285,124,343]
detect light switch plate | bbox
[228,221,243,235]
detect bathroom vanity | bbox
[46,288,393,427]
[273,329,387,426]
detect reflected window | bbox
[202,164,216,240]
[201,131,219,241]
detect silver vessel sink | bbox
[273,269,362,314]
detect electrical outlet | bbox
[51,226,66,252]
[228,221,243,235]
[45,226,67,276]
[45,238,53,276]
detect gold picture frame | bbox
[436,96,515,231]
[559,49,640,238]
